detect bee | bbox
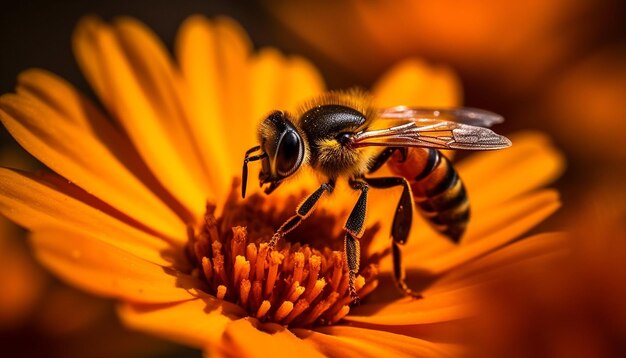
[242,91,511,302]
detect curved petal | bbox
[428,232,569,294]
[176,16,326,205]
[118,297,243,348]
[372,59,462,108]
[0,70,187,242]
[458,131,565,213]
[208,319,324,358]
[32,228,200,303]
[395,190,560,274]
[0,168,185,267]
[175,16,253,203]
[73,16,207,222]
[112,17,213,196]
[278,55,326,111]
[293,325,462,357]
[349,233,568,325]
[350,288,477,325]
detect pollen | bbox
[188,190,380,327]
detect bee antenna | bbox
[242,146,266,198]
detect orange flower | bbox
[264,0,601,94]
[0,16,565,356]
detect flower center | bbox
[187,189,379,327]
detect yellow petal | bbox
[281,56,326,109]
[249,48,288,121]
[403,190,560,274]
[73,16,207,222]
[429,232,569,294]
[209,319,324,358]
[72,16,109,104]
[372,59,462,107]
[350,233,567,325]
[248,48,325,119]
[176,16,255,201]
[212,17,255,171]
[458,131,565,212]
[0,70,186,242]
[0,168,184,268]
[177,16,326,205]
[348,287,477,325]
[293,325,462,357]
[32,228,200,303]
[118,298,242,348]
[113,17,213,196]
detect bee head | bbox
[242,111,305,197]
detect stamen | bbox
[188,193,381,327]
[304,278,326,303]
[240,279,251,307]
[256,300,271,319]
[233,255,250,289]
[216,285,227,300]
[283,299,310,325]
[265,251,283,297]
[274,301,294,322]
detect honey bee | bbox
[242,91,511,302]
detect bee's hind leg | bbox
[364,176,422,299]
[269,180,335,249]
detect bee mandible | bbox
[242,91,511,302]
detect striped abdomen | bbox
[388,148,469,242]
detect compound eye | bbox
[275,130,302,176]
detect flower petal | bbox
[118,298,242,348]
[31,228,200,303]
[428,232,569,294]
[176,16,326,204]
[0,168,184,267]
[372,59,462,107]
[349,287,477,325]
[278,55,326,111]
[458,131,565,212]
[0,70,187,242]
[349,233,568,325]
[293,326,462,357]
[176,16,253,202]
[208,319,324,358]
[112,17,214,196]
[401,189,560,274]
[73,16,207,221]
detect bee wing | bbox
[354,108,511,150]
[377,106,505,128]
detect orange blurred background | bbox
[1,0,625,356]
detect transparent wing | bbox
[377,106,505,128]
[354,107,511,150]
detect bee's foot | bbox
[349,289,361,306]
[269,232,282,250]
[396,281,424,299]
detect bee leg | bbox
[269,180,335,249]
[364,177,422,299]
[367,147,407,173]
[344,179,369,303]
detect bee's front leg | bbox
[344,178,369,304]
[269,180,335,249]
